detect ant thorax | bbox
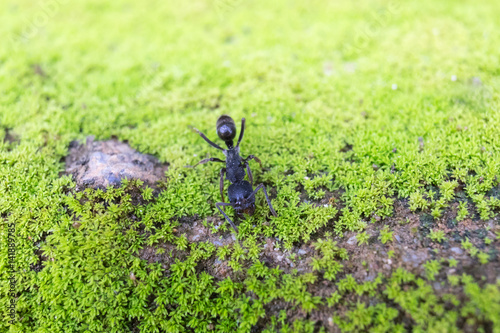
[222,145,239,156]
[223,147,246,183]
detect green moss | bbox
[476,252,489,265]
[457,201,469,221]
[379,226,394,244]
[428,229,447,243]
[310,242,346,281]
[356,231,370,245]
[423,260,442,281]
[2,0,500,331]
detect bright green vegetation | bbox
[428,229,446,243]
[1,0,500,332]
[379,225,394,244]
[356,231,370,245]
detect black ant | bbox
[187,115,277,232]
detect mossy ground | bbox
[1,0,500,332]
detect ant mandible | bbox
[188,115,277,232]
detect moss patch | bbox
[1,0,500,331]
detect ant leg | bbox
[219,168,226,210]
[192,127,224,150]
[245,163,253,186]
[244,155,263,169]
[185,157,225,168]
[236,118,246,147]
[249,184,278,217]
[243,154,262,185]
[216,202,238,233]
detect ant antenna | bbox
[236,118,245,147]
[192,127,224,150]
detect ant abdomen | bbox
[216,115,236,143]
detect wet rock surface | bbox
[64,136,168,190]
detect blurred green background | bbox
[1,0,499,332]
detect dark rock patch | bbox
[32,64,47,78]
[3,128,20,148]
[64,136,168,190]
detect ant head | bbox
[216,115,236,144]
